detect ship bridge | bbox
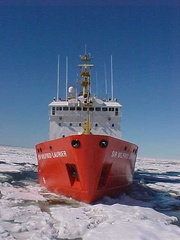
[49,52,122,140]
[49,96,122,140]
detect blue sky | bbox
[0,0,179,159]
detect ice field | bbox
[0,145,180,240]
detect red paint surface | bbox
[36,135,138,203]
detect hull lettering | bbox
[38,151,67,160]
[111,151,133,160]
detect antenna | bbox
[66,56,68,100]
[75,73,78,99]
[85,44,87,54]
[96,71,98,96]
[111,55,114,101]
[57,55,60,100]
[104,63,108,97]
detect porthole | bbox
[99,139,108,148]
[71,139,81,148]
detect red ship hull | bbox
[36,134,138,203]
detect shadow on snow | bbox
[95,170,180,226]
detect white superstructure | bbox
[49,52,122,140]
[49,95,122,140]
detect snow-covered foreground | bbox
[0,146,180,240]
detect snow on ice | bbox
[0,145,180,240]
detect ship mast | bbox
[78,53,94,135]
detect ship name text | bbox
[38,151,67,160]
[111,151,134,160]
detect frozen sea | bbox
[0,145,180,240]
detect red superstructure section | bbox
[36,135,138,203]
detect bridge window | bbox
[83,107,87,111]
[77,107,81,111]
[52,107,55,115]
[63,107,68,111]
[95,107,101,111]
[70,107,75,111]
[89,107,94,111]
[115,108,118,116]
[102,107,107,111]
[109,107,114,111]
[56,107,62,111]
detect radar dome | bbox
[68,86,74,93]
